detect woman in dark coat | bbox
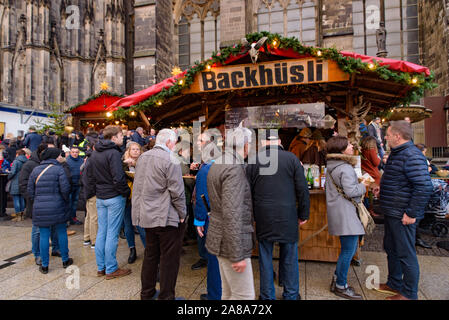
[8,149,28,221]
[27,148,73,274]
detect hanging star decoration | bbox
[171,66,182,76]
[100,82,110,91]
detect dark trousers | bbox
[0,175,7,216]
[141,222,186,300]
[384,215,420,300]
[25,196,33,218]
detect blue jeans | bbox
[384,215,419,300]
[32,225,60,258]
[69,185,80,220]
[96,196,126,274]
[39,223,69,267]
[123,204,146,248]
[258,240,299,300]
[13,195,25,213]
[335,235,359,287]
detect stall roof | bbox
[109,32,435,127]
[68,91,125,114]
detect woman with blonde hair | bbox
[122,141,146,263]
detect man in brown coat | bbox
[132,129,187,300]
[206,127,255,300]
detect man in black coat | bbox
[374,121,433,300]
[246,130,310,300]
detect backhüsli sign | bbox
[187,58,349,93]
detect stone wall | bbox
[419,0,449,96]
[156,0,175,84]
[220,0,247,47]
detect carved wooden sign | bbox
[184,58,349,94]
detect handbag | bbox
[5,180,11,193]
[328,167,376,235]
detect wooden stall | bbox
[109,33,435,262]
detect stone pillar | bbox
[220,0,247,47]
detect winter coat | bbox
[8,155,28,195]
[86,140,130,200]
[379,141,433,219]
[18,151,41,196]
[246,145,310,243]
[23,132,42,152]
[194,162,213,227]
[27,159,71,227]
[131,145,186,228]
[80,157,95,201]
[4,144,17,163]
[367,123,384,150]
[85,132,99,146]
[131,132,146,146]
[361,148,381,185]
[1,158,11,174]
[325,153,366,236]
[205,151,254,263]
[66,155,83,186]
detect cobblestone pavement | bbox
[0,212,448,300]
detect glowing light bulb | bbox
[411,77,418,84]
[317,50,322,57]
[106,112,112,118]
[368,63,375,70]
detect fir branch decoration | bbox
[113,32,437,120]
[68,90,125,112]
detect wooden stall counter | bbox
[299,189,359,263]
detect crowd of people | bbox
[0,118,441,301]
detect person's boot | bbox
[128,247,137,264]
[330,274,337,293]
[415,237,432,249]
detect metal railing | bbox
[431,147,449,160]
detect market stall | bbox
[67,89,127,132]
[109,32,435,262]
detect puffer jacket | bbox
[132,145,186,228]
[66,155,83,186]
[18,151,41,196]
[27,159,71,227]
[379,141,433,219]
[205,151,254,263]
[8,155,28,195]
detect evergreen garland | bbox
[113,31,437,120]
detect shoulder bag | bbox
[328,167,376,235]
[35,165,54,185]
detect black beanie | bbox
[41,148,62,161]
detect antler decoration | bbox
[241,37,268,64]
[344,96,372,152]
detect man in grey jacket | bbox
[132,129,187,300]
[206,127,255,300]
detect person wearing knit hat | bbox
[27,147,73,274]
[289,127,312,161]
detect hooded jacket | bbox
[325,153,366,236]
[379,141,433,219]
[8,155,28,195]
[27,159,71,227]
[86,140,130,200]
[23,132,42,152]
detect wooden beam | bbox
[139,111,150,130]
[204,105,225,128]
[154,100,202,122]
[358,87,401,98]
